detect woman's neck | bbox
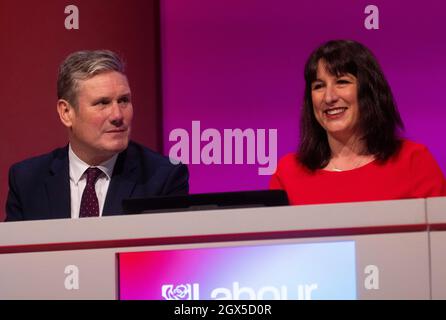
[327,133,366,159]
[324,133,374,171]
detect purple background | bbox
[161,0,446,194]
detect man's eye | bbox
[118,97,130,104]
[94,99,110,106]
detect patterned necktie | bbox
[79,167,103,218]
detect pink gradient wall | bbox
[161,0,446,193]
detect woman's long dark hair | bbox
[299,40,404,170]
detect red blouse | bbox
[270,140,446,205]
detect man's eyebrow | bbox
[92,96,110,101]
[91,93,131,103]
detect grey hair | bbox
[57,50,125,106]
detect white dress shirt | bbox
[68,145,118,218]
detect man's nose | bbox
[110,101,124,125]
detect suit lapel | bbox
[45,147,71,219]
[103,147,138,216]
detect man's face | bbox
[63,71,133,164]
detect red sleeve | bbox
[411,145,446,197]
[269,154,293,190]
[269,171,284,190]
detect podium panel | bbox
[0,232,431,300]
[427,197,446,300]
[0,249,116,299]
[0,198,436,299]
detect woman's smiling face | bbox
[311,60,360,140]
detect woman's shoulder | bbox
[276,152,309,174]
[278,152,297,163]
[277,152,298,167]
[400,139,428,151]
[392,139,442,171]
[397,139,432,158]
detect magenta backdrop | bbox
[161,0,446,193]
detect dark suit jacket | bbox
[5,141,189,221]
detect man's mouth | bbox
[106,128,128,133]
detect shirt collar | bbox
[68,145,118,184]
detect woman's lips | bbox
[324,107,347,119]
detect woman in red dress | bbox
[270,40,446,205]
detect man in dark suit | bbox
[5,50,188,221]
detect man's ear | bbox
[57,99,74,128]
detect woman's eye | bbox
[312,83,323,90]
[337,79,350,85]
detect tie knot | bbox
[85,167,103,186]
